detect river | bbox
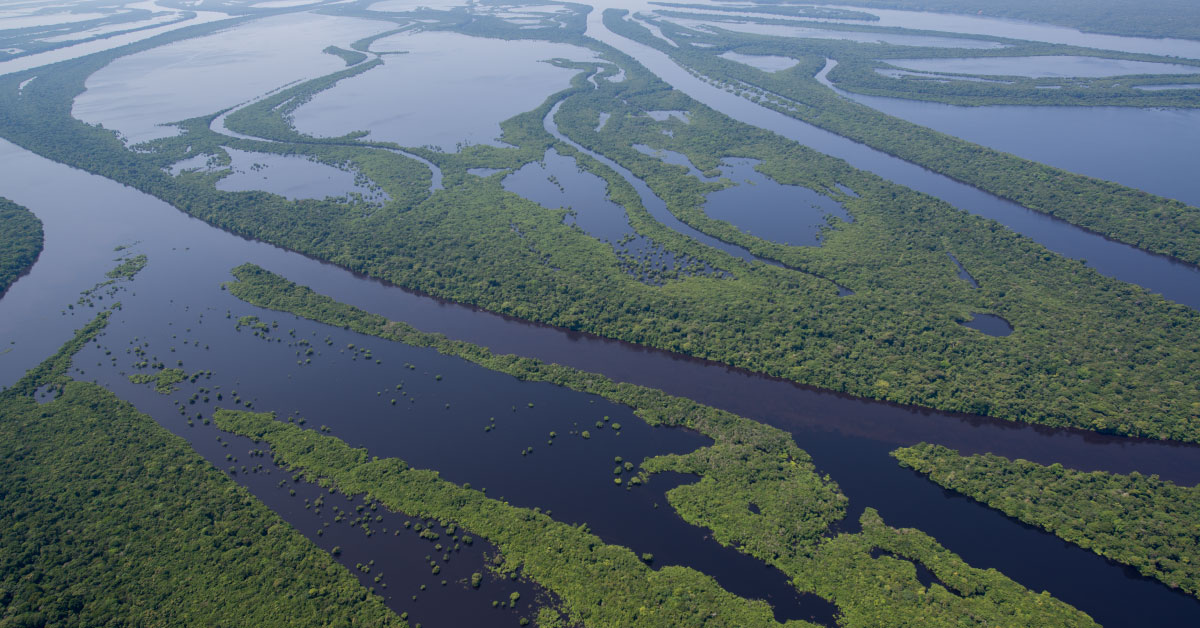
[4,2,1200,626]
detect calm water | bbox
[72,12,387,144]
[720,51,799,72]
[206,98,446,193]
[502,144,724,282]
[291,31,597,151]
[645,109,691,122]
[134,420,547,627]
[666,16,1006,49]
[0,138,829,624]
[874,67,1011,83]
[0,5,234,78]
[702,157,852,247]
[1136,84,1200,91]
[806,3,1200,59]
[5,4,1200,626]
[886,55,1200,78]
[959,312,1013,337]
[819,85,1200,208]
[546,101,779,267]
[947,252,979,287]
[213,148,386,204]
[504,147,635,242]
[634,140,857,252]
[633,142,716,180]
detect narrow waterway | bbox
[545,100,779,267]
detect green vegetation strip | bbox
[105,253,147,280]
[607,11,1200,266]
[214,408,808,628]
[0,314,404,627]
[323,45,368,67]
[825,0,1200,40]
[0,197,43,296]
[225,263,1098,627]
[227,262,847,550]
[649,8,1200,108]
[128,367,189,394]
[894,443,1200,599]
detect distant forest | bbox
[816,0,1200,40]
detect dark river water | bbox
[3,5,1200,627]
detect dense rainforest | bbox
[1,12,1199,446]
[894,443,1200,600]
[0,198,43,297]
[0,313,405,628]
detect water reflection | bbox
[805,3,1200,59]
[819,84,1200,207]
[503,147,633,242]
[633,143,716,180]
[959,312,1013,336]
[290,30,598,150]
[72,12,388,144]
[596,36,1200,308]
[702,157,852,246]
[668,16,1005,49]
[214,148,387,204]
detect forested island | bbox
[894,444,1200,599]
[0,315,404,627]
[0,198,43,296]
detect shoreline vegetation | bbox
[0,311,406,627]
[894,443,1200,600]
[606,10,1200,267]
[222,262,1097,627]
[0,198,44,298]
